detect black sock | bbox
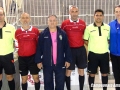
[79,75,84,90]
[8,79,15,90]
[102,76,108,90]
[22,82,28,90]
[35,81,40,90]
[88,75,95,90]
[0,80,2,90]
[65,76,71,90]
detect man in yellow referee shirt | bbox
[84,9,110,90]
[0,7,15,90]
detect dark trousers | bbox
[110,54,120,90]
[43,65,66,90]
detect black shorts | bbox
[18,54,40,76]
[0,53,15,75]
[88,51,109,74]
[68,46,87,70]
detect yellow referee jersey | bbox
[0,23,15,55]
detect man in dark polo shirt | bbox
[61,5,87,90]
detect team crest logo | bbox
[59,35,62,40]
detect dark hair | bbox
[48,15,57,19]
[114,5,120,12]
[94,9,104,15]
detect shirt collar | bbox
[0,22,6,29]
[69,18,79,22]
[115,19,120,24]
[93,22,104,27]
[3,22,6,27]
[115,19,120,29]
[21,26,32,31]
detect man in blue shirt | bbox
[109,5,120,90]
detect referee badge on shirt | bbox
[59,35,62,40]
[5,31,11,33]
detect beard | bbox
[95,19,102,23]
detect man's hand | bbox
[65,62,70,68]
[37,63,43,69]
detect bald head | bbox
[20,12,31,26]
[69,5,79,21]
[69,5,79,12]
[20,12,30,18]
